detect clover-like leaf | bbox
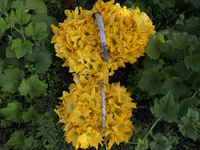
[4,130,25,149]
[0,102,23,122]
[161,77,188,99]
[21,106,39,125]
[176,60,192,81]
[0,68,25,93]
[25,50,52,74]
[18,74,47,98]
[145,34,165,59]
[161,66,179,80]
[11,38,33,59]
[150,133,171,150]
[184,53,200,73]
[138,69,163,95]
[150,92,180,122]
[25,22,48,41]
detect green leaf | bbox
[178,123,198,141]
[31,14,58,40]
[0,0,7,10]
[172,32,190,50]
[192,78,200,95]
[11,0,25,9]
[186,108,199,123]
[0,18,8,32]
[18,74,47,98]
[176,60,192,81]
[24,0,47,14]
[150,92,180,122]
[135,139,148,150]
[150,133,171,150]
[0,59,4,75]
[143,56,164,70]
[161,66,178,80]
[184,53,200,73]
[6,45,16,58]
[145,34,165,59]
[25,136,35,148]
[0,68,25,93]
[25,22,48,41]
[21,106,38,125]
[188,35,199,52]
[161,77,188,99]
[138,69,163,95]
[16,5,30,25]
[179,98,193,117]
[11,38,33,59]
[4,130,25,149]
[0,102,23,122]
[25,50,52,73]
[159,40,182,60]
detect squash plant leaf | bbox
[0,102,23,122]
[176,60,192,81]
[178,108,199,141]
[143,56,164,70]
[18,74,47,98]
[25,136,35,148]
[161,66,179,80]
[21,106,39,125]
[25,50,52,74]
[135,139,148,150]
[138,69,163,95]
[9,5,30,25]
[150,92,180,122]
[25,22,48,41]
[24,0,47,14]
[0,68,25,93]
[150,133,171,150]
[145,34,165,59]
[192,78,200,95]
[0,18,9,32]
[179,98,193,117]
[0,0,7,10]
[11,38,33,59]
[172,32,190,50]
[184,53,200,73]
[4,130,25,149]
[161,77,188,99]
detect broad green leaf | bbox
[4,130,25,149]
[11,0,24,9]
[18,74,47,98]
[24,0,47,14]
[3,57,25,70]
[138,69,163,95]
[0,102,23,122]
[25,136,35,148]
[135,139,148,150]
[188,35,199,52]
[150,133,171,150]
[25,22,48,41]
[0,0,7,10]
[179,98,193,117]
[172,32,190,50]
[11,38,33,59]
[184,53,200,73]
[176,60,192,81]
[0,18,8,32]
[8,10,18,24]
[186,108,199,123]
[192,78,200,95]
[143,57,164,70]
[150,92,180,122]
[25,50,52,73]
[0,59,4,75]
[161,77,188,99]
[15,5,30,25]
[161,66,178,80]
[21,106,38,125]
[159,40,183,60]
[178,123,198,141]
[6,45,16,58]
[145,34,165,59]
[32,14,58,40]
[0,68,25,93]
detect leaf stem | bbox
[142,115,163,141]
[191,92,197,99]
[12,25,26,41]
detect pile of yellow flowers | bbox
[52,0,155,149]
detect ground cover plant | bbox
[0,0,199,150]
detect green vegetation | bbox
[0,0,200,149]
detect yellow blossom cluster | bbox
[51,0,155,81]
[55,75,136,149]
[52,0,155,149]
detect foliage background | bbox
[0,0,200,149]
